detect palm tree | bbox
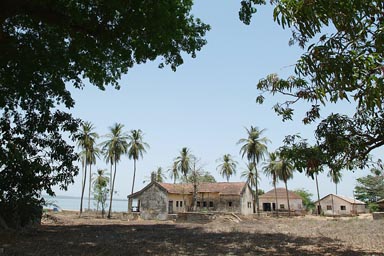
[263,152,279,215]
[216,154,238,182]
[238,126,269,215]
[168,161,179,184]
[174,147,194,181]
[87,145,100,210]
[277,155,294,216]
[144,167,166,183]
[92,169,109,217]
[128,129,150,195]
[76,121,98,216]
[241,162,258,213]
[328,169,342,194]
[100,123,129,218]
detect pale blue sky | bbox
[57,1,378,200]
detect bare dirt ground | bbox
[0,211,383,256]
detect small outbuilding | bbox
[258,188,303,213]
[128,182,254,220]
[315,194,368,216]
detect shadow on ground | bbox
[0,224,381,256]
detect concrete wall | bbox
[319,195,367,216]
[138,184,168,220]
[240,186,254,215]
[168,194,191,213]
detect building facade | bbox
[128,182,254,220]
[258,188,303,213]
[315,194,368,216]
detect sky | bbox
[55,1,379,201]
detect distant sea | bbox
[43,195,129,212]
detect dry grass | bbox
[0,211,383,255]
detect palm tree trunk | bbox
[80,162,88,216]
[131,159,137,195]
[108,157,117,219]
[110,162,113,194]
[284,180,291,217]
[254,159,260,216]
[335,182,338,195]
[88,164,92,210]
[315,173,321,215]
[273,181,278,217]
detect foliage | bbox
[92,169,109,217]
[76,121,99,215]
[216,154,238,182]
[354,164,384,203]
[239,1,384,170]
[294,189,315,211]
[174,147,194,180]
[168,161,180,184]
[100,123,128,218]
[0,0,209,227]
[368,202,379,213]
[0,108,79,228]
[144,167,166,183]
[238,126,269,214]
[127,129,149,195]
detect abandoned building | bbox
[258,188,303,213]
[128,181,254,220]
[314,194,368,216]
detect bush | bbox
[368,203,379,213]
[0,197,43,229]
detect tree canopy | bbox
[0,0,209,227]
[240,1,384,169]
[354,164,384,203]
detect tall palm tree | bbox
[100,123,129,218]
[87,145,100,210]
[76,121,98,216]
[241,162,258,213]
[277,156,294,216]
[168,161,179,184]
[328,169,342,194]
[174,147,194,181]
[128,129,150,195]
[263,152,279,215]
[238,126,269,215]
[216,154,238,182]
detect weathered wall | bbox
[240,186,254,215]
[138,184,168,220]
[259,197,303,212]
[168,194,191,213]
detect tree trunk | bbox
[88,164,92,210]
[285,180,291,217]
[273,181,278,217]
[315,173,321,215]
[254,159,260,216]
[107,157,117,219]
[131,159,137,195]
[79,161,88,216]
[110,163,113,198]
[335,182,338,195]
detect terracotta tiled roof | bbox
[158,182,247,195]
[259,188,302,200]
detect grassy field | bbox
[0,211,383,255]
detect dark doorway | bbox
[168,201,173,214]
[263,203,272,211]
